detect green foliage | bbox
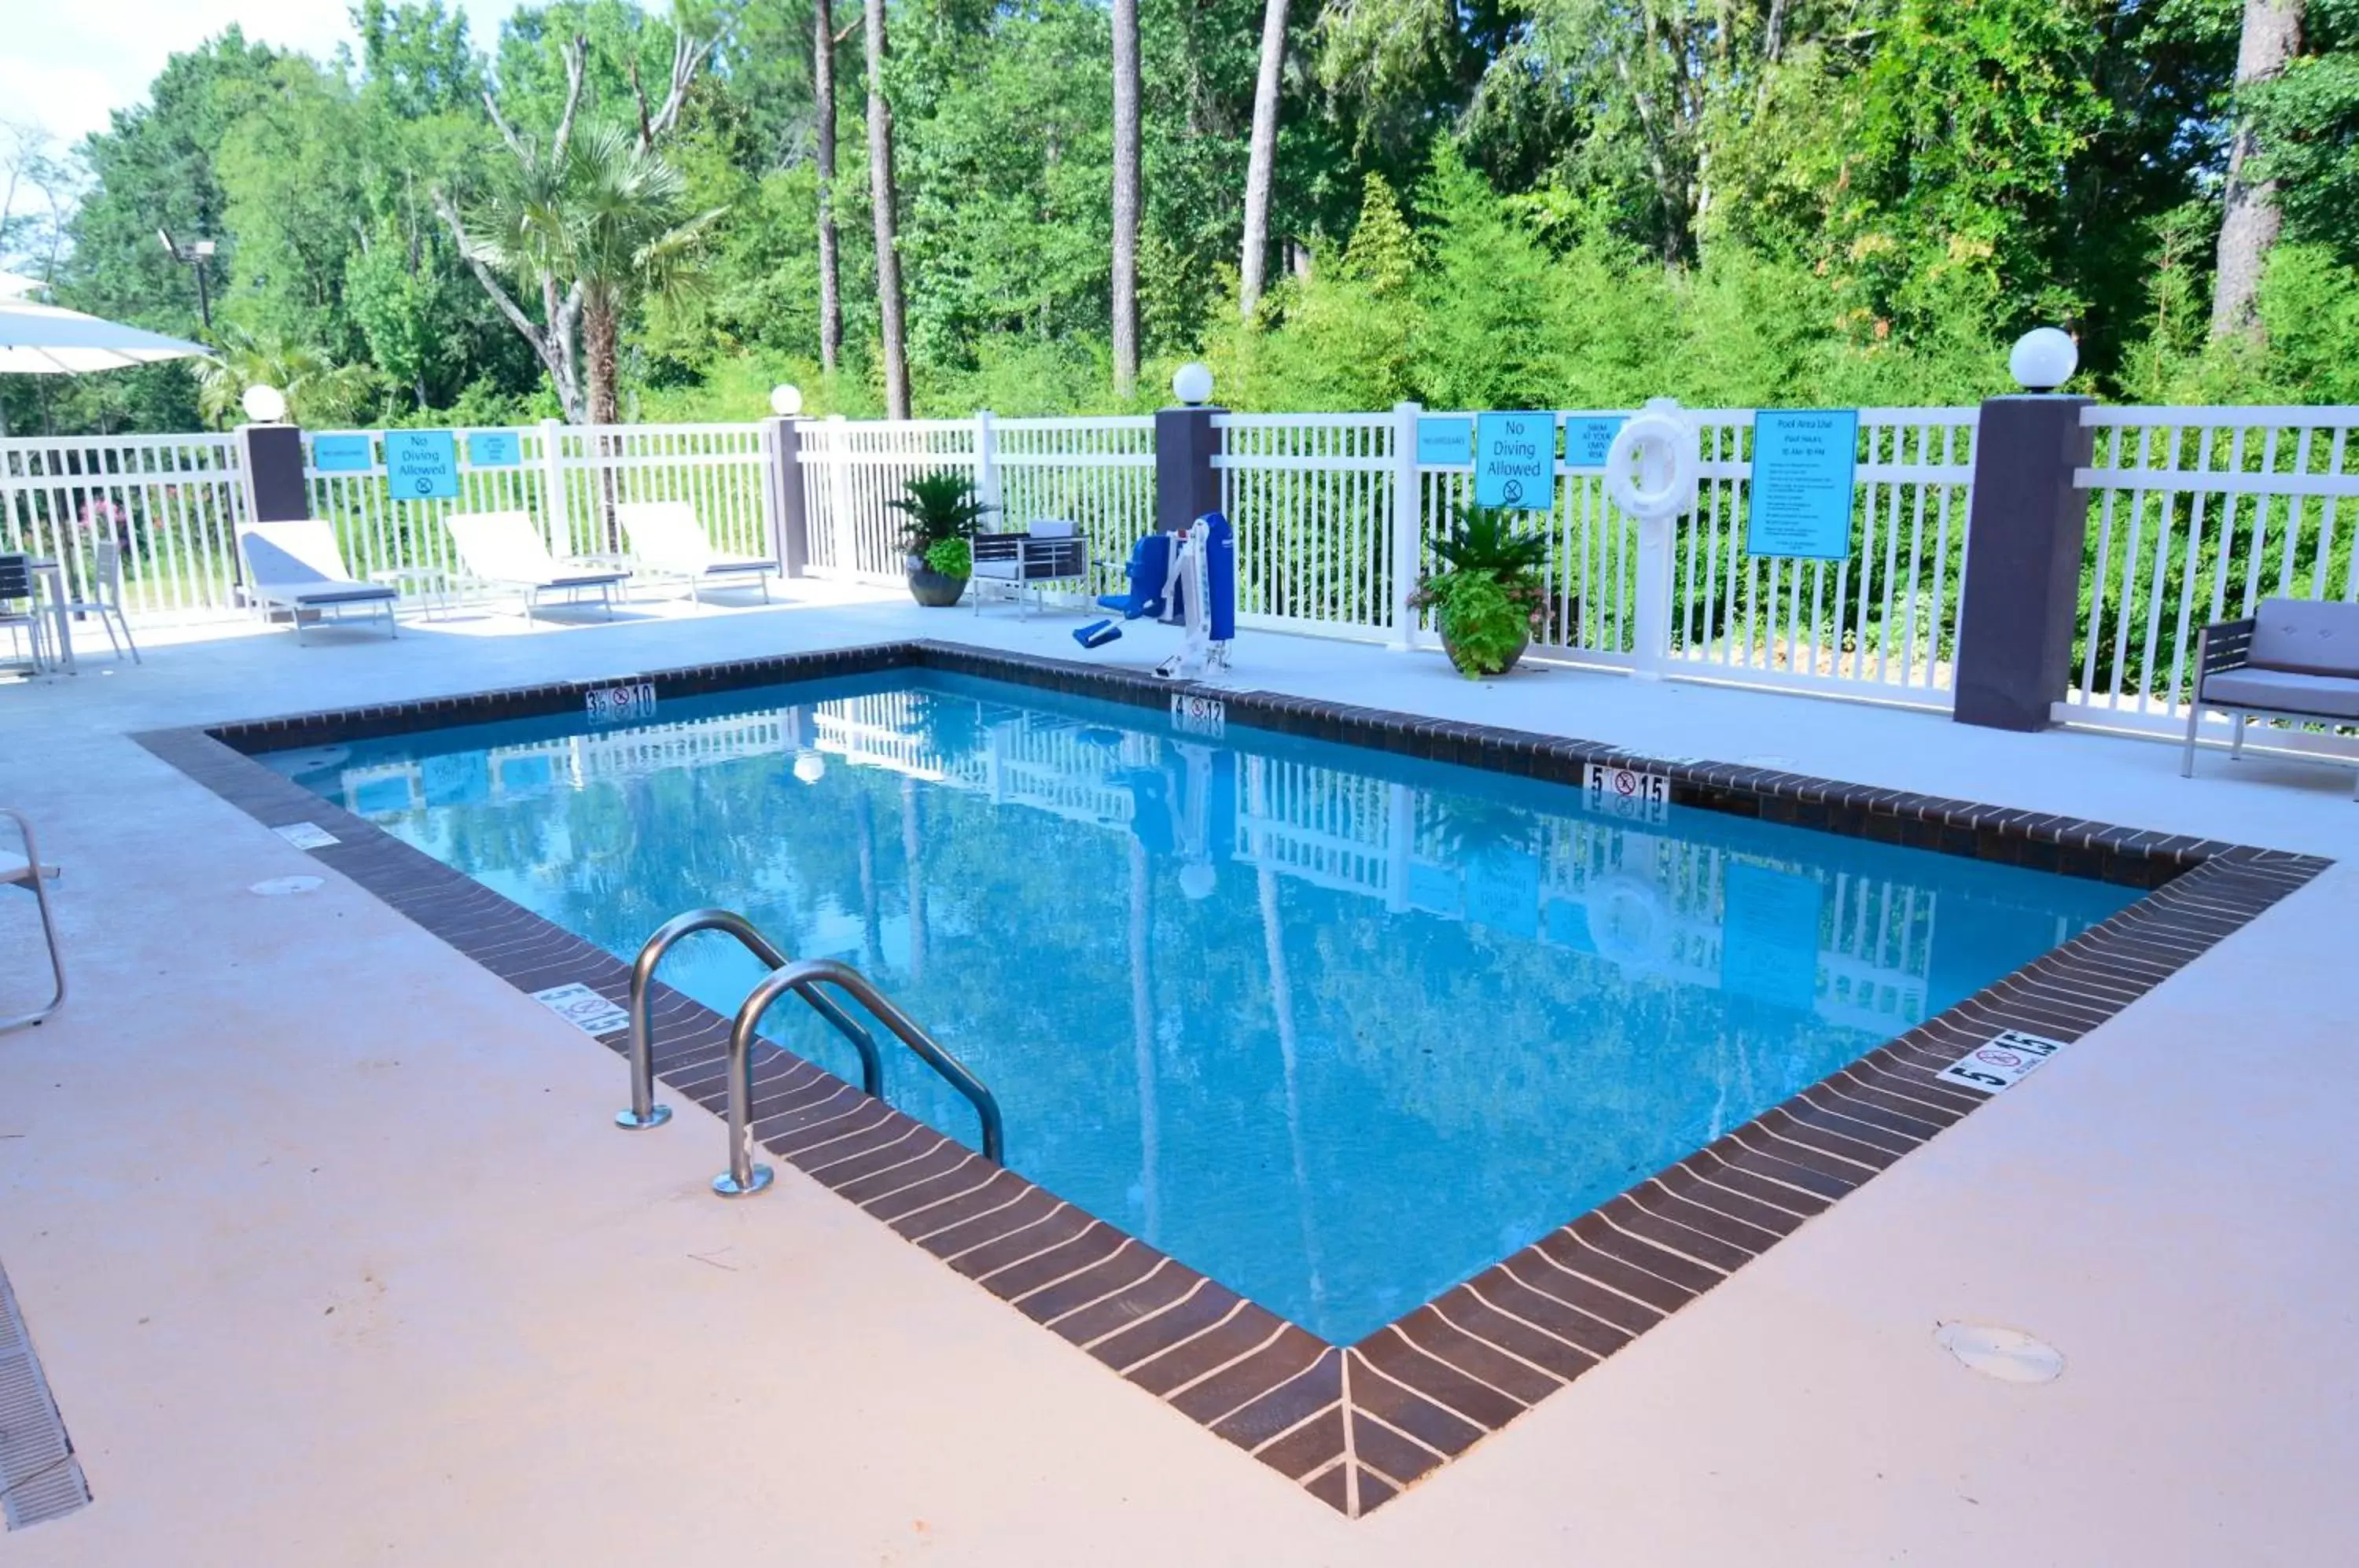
[925,536,974,577]
[1432,505,1548,578]
[194,328,380,426]
[17,0,2359,437]
[889,470,995,556]
[1422,570,1539,677]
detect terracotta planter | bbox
[906,561,969,607]
[1440,624,1528,678]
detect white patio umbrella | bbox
[0,284,209,375]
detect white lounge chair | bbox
[616,501,775,602]
[444,510,631,620]
[2,808,65,1031]
[235,521,399,643]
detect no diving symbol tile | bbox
[533,982,629,1038]
[272,822,340,850]
[1935,1029,2066,1094]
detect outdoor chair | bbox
[616,500,774,602]
[972,519,1090,617]
[0,553,53,674]
[55,540,140,664]
[2184,597,2359,799]
[235,521,400,644]
[444,511,631,621]
[1,807,65,1031]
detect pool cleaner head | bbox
[1074,619,1122,650]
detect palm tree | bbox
[1110,0,1141,396]
[195,329,379,427]
[458,123,722,429]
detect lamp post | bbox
[156,229,215,332]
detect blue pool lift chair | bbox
[1073,513,1235,679]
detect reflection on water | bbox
[270,670,2136,1341]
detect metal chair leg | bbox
[2181,695,2203,778]
[0,808,65,1031]
[110,604,140,663]
[2232,712,2249,760]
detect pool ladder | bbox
[621,907,1005,1197]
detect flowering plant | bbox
[1411,505,1549,677]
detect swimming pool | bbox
[264,667,2136,1343]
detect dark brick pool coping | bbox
[137,639,2329,1519]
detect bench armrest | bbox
[2195,617,2254,696]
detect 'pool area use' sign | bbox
[1746,409,1859,558]
[1474,411,1555,509]
[1415,417,1474,466]
[311,434,374,473]
[385,429,461,499]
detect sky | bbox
[4,0,528,157]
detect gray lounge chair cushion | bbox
[2203,666,2359,720]
[264,579,397,607]
[2250,597,2359,678]
[540,570,629,589]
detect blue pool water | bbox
[266,670,2136,1341]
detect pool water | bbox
[267,670,2137,1342]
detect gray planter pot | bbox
[906,559,969,607]
[1440,624,1528,678]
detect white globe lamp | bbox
[1171,362,1214,407]
[792,751,826,785]
[769,383,804,417]
[2008,328,2078,392]
[1177,862,1216,900]
[241,383,289,423]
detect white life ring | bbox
[1603,399,1699,523]
[1585,870,1670,974]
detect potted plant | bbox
[1410,505,1548,677]
[889,469,995,607]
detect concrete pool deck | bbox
[2,585,2356,1563]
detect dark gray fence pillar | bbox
[1155,403,1223,534]
[237,422,308,523]
[233,421,307,602]
[764,415,810,577]
[1952,395,2094,731]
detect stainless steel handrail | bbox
[621,907,885,1130]
[716,957,1005,1198]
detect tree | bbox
[195,327,378,425]
[1238,0,1290,318]
[815,0,844,374]
[2216,0,2308,336]
[865,0,913,417]
[440,20,722,422]
[456,120,721,426]
[1112,0,1142,395]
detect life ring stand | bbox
[1603,399,1700,523]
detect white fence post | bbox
[975,409,1002,514]
[824,414,854,569]
[1632,513,1673,679]
[536,418,567,555]
[1390,400,1422,650]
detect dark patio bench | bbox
[2184,597,2359,799]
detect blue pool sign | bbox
[385,429,461,500]
[311,433,374,473]
[469,430,522,468]
[1559,416,1627,469]
[1473,411,1555,509]
[1415,416,1474,466]
[1746,409,1860,558]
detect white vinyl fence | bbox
[2066,404,2359,754]
[0,432,247,620]
[11,397,2359,760]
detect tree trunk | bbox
[1111,0,1141,397]
[814,0,842,374]
[584,292,622,548]
[2213,0,2306,338]
[1238,0,1289,320]
[863,0,911,418]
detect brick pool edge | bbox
[136,639,2330,1519]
